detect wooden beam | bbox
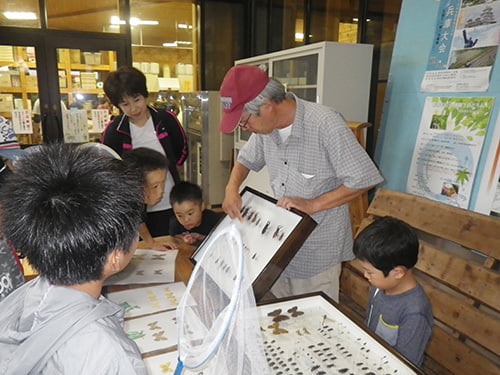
[367,189,500,258]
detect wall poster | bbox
[407,96,494,209]
[474,111,500,216]
[421,0,500,92]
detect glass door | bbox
[0,30,127,145]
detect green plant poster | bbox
[407,96,494,209]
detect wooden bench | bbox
[340,188,500,375]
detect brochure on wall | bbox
[473,111,500,216]
[421,0,500,92]
[91,109,109,132]
[11,109,33,134]
[407,96,494,209]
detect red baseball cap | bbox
[219,65,270,133]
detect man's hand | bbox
[222,189,244,221]
[276,196,317,215]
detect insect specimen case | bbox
[191,186,317,301]
[258,292,423,375]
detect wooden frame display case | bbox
[258,293,423,375]
[191,187,317,300]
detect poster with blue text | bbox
[421,0,500,92]
[407,96,494,209]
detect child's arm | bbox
[180,232,205,245]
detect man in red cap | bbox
[219,65,383,302]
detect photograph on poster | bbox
[422,0,500,92]
[258,294,420,375]
[191,187,317,300]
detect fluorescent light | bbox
[177,23,193,29]
[110,16,158,26]
[130,17,158,26]
[4,11,37,20]
[110,16,125,25]
[162,41,192,48]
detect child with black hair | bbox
[168,181,222,246]
[0,143,146,374]
[123,147,172,250]
[353,217,433,368]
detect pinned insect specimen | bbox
[153,331,167,341]
[267,309,282,317]
[273,225,284,239]
[261,221,271,235]
[272,314,290,323]
[241,206,250,218]
[251,212,259,223]
[287,306,304,317]
[159,362,175,373]
[148,321,161,330]
[268,322,288,335]
[247,211,255,221]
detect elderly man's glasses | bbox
[238,113,252,129]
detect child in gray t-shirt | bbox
[353,217,433,368]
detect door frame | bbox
[0,27,130,142]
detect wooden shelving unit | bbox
[0,46,116,144]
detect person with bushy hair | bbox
[0,143,147,374]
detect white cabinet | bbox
[234,41,373,196]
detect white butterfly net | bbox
[175,224,270,375]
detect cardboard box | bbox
[0,73,11,87]
[0,94,14,112]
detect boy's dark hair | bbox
[170,181,203,206]
[0,143,144,286]
[122,147,168,180]
[104,66,149,107]
[353,217,419,276]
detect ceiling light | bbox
[130,17,158,26]
[177,23,193,29]
[110,16,125,25]
[163,42,178,47]
[4,11,37,20]
[176,41,192,45]
[110,16,158,26]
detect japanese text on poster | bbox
[422,0,500,92]
[407,96,494,208]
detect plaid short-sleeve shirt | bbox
[238,95,383,278]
